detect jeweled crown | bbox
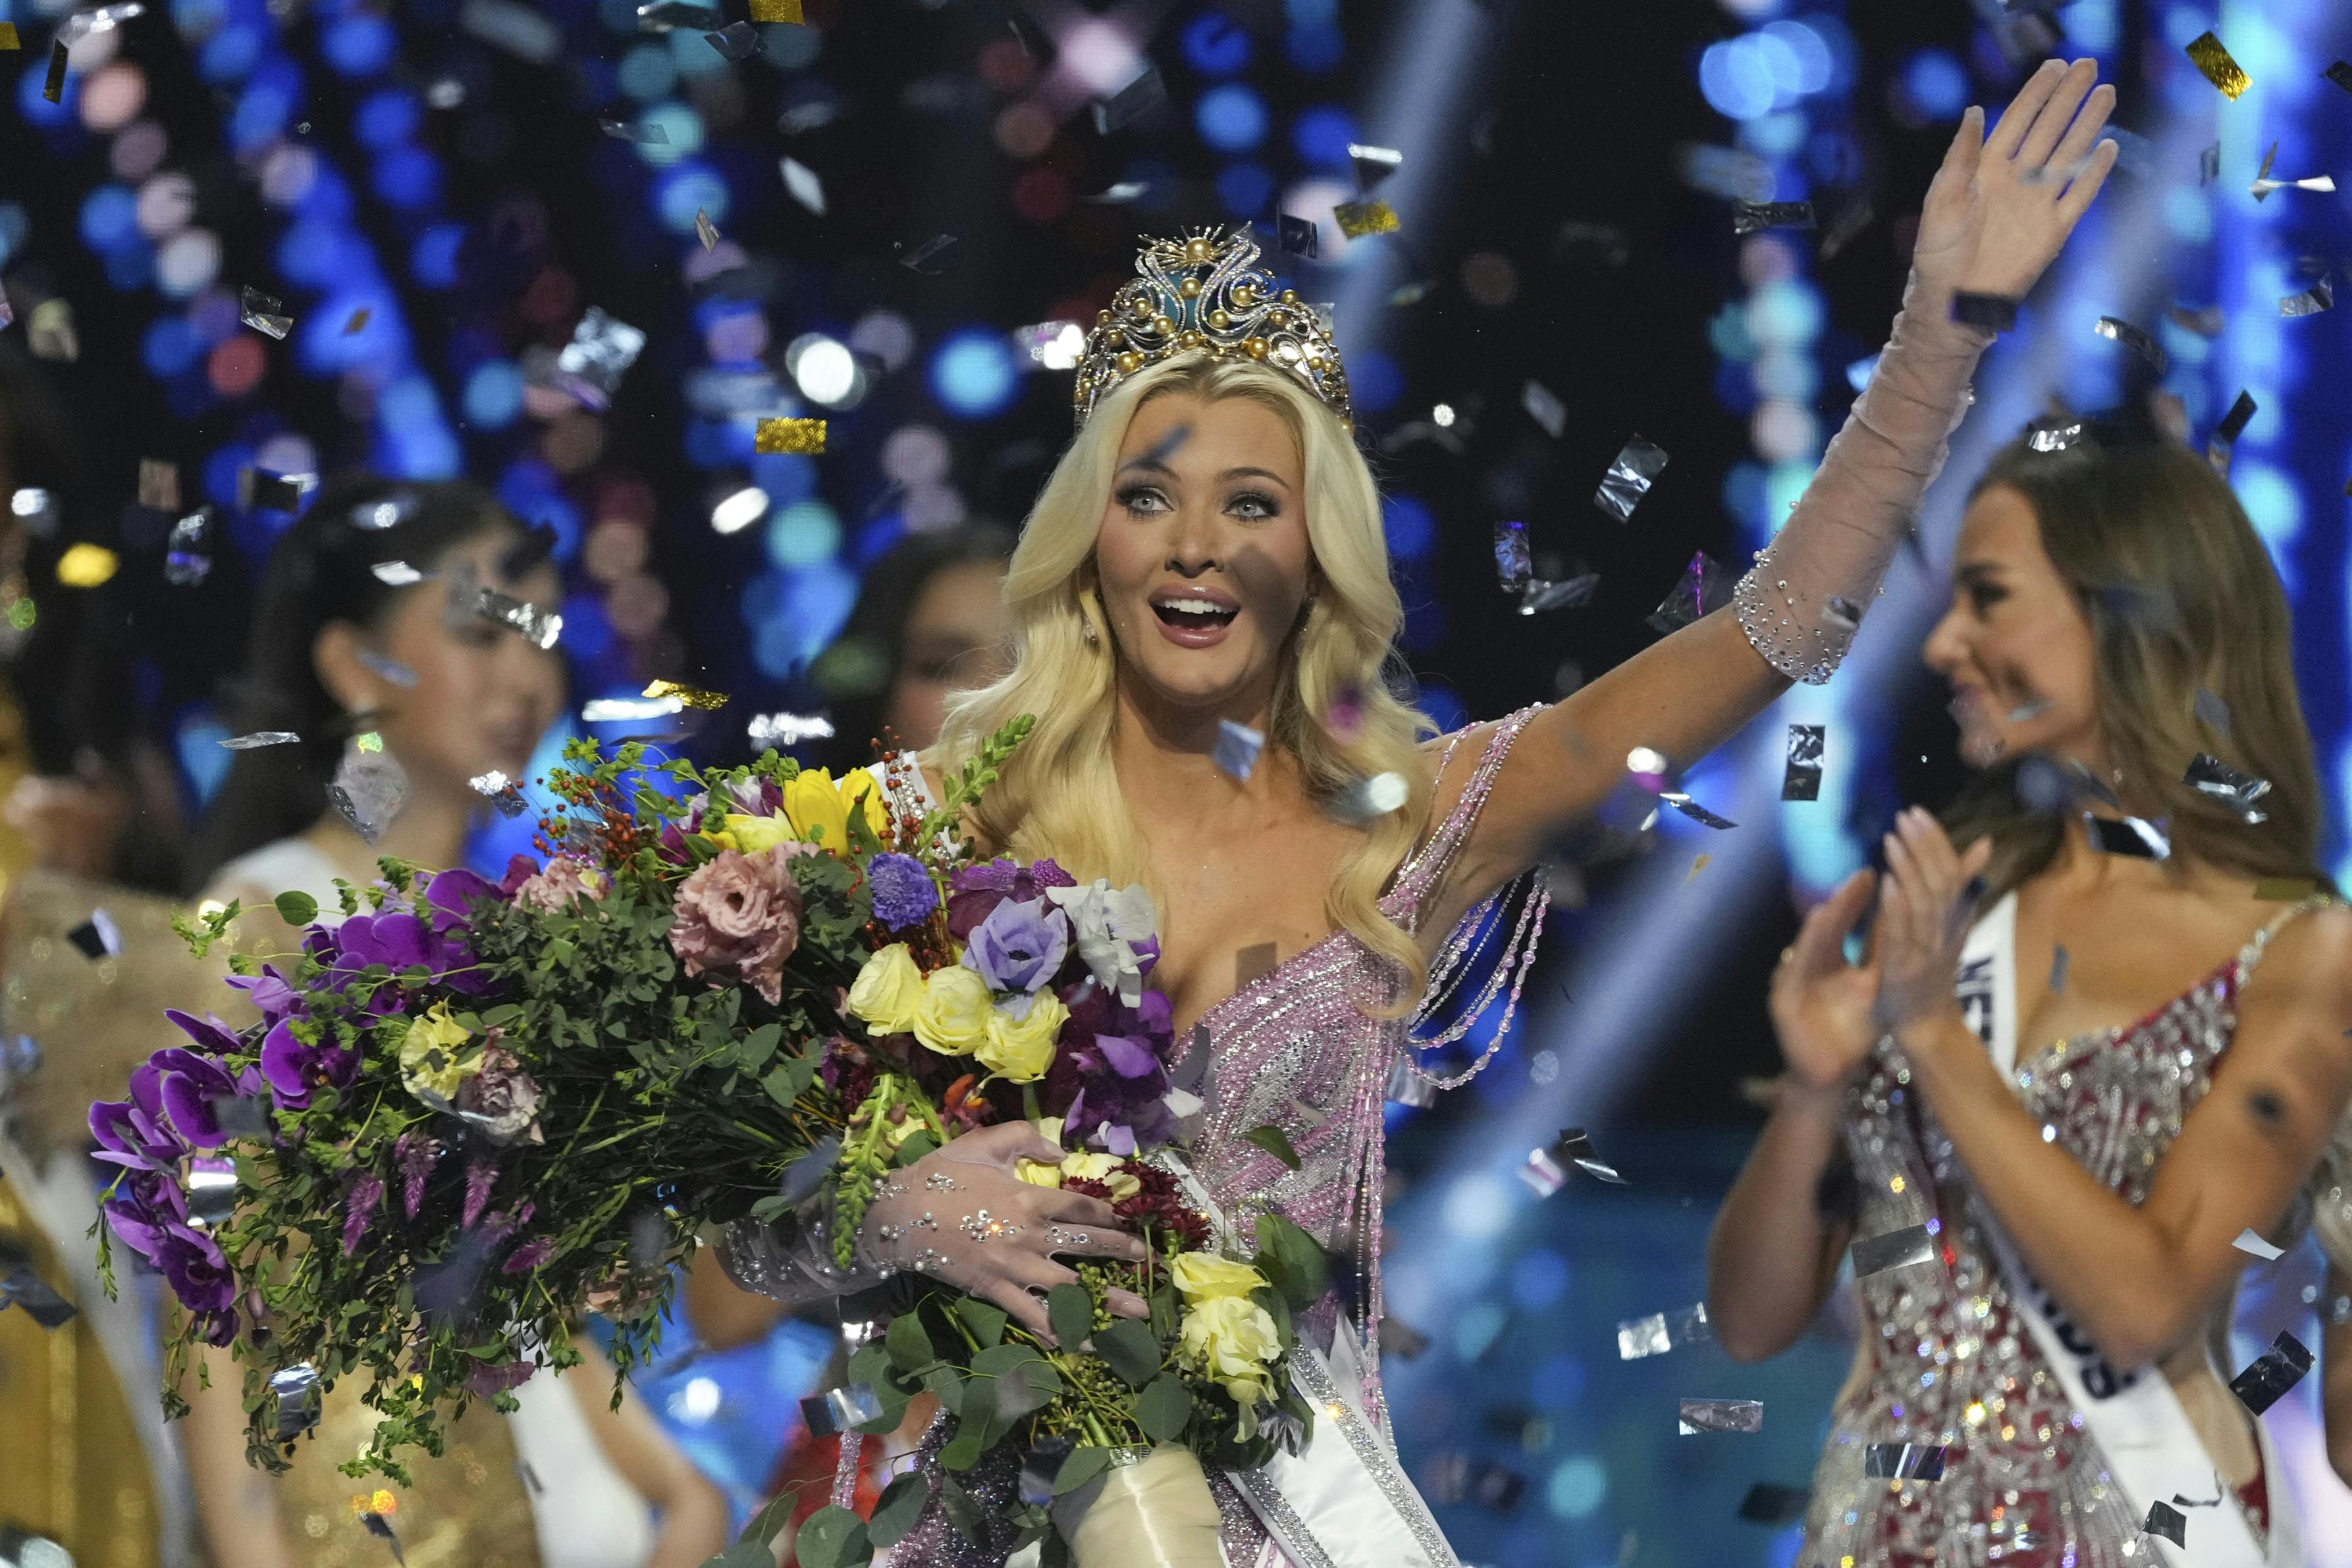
[1073,228,1352,429]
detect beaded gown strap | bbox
[1395,704,1551,1093]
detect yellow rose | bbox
[912,964,994,1057]
[1055,1149,1140,1200]
[845,944,924,1036]
[398,1001,479,1103]
[1016,1118,1068,1188]
[781,767,887,850]
[720,813,805,855]
[976,989,1067,1084]
[1179,1294,1283,1406]
[1169,1253,1269,1303]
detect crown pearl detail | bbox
[1071,227,1352,430]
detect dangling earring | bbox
[1082,619,1100,647]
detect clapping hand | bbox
[1911,58,2119,303]
[1874,808,1995,1042]
[1769,868,1886,1093]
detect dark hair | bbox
[805,521,1015,770]
[1939,418,2328,899]
[187,473,525,890]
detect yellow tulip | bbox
[780,767,887,850]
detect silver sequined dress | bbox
[1805,902,2328,1568]
[873,710,1549,1568]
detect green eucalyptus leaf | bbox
[939,1420,988,1473]
[1239,1124,1300,1171]
[1051,1444,1115,1496]
[886,1312,935,1372]
[1091,1319,1163,1388]
[761,1057,816,1110]
[737,1022,784,1071]
[951,1297,1007,1349]
[1252,1213,1329,1311]
[868,1473,930,1550]
[1046,1283,1095,1351]
[793,1505,872,1568]
[892,1130,938,1168]
[272,891,318,926]
[1136,1374,1192,1444]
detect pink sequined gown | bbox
[879,709,1550,1568]
[1807,902,2328,1568]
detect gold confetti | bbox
[342,307,371,335]
[1686,853,1712,883]
[2185,32,2249,100]
[755,417,826,455]
[747,0,803,21]
[1333,199,1400,238]
[643,679,730,711]
[56,542,120,588]
[0,22,20,48]
[2254,877,2318,902]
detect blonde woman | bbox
[719,60,2120,1568]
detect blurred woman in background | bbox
[1709,418,2352,1567]
[183,473,728,1568]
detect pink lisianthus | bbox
[511,856,608,914]
[670,843,813,1005]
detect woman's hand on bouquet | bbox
[1769,867,1886,1095]
[861,1121,1152,1344]
[1874,808,1994,1045]
[1910,57,2118,304]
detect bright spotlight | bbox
[786,334,858,406]
[710,484,769,535]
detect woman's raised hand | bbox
[1910,57,2118,303]
[1769,868,1886,1093]
[858,1120,1152,1344]
[1874,808,1996,1040]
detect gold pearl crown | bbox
[1073,227,1352,429]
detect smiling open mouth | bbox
[1152,597,1238,632]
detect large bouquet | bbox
[95,719,1320,1567]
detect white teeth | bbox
[1158,598,1232,615]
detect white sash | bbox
[1954,895,2297,1568]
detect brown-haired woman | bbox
[1707,417,2352,1568]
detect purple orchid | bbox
[259,1015,358,1110]
[105,1185,237,1344]
[90,1062,186,1174]
[961,897,1071,1006]
[945,856,1077,941]
[151,1045,246,1148]
[420,867,498,938]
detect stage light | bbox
[765,500,842,567]
[1744,277,1824,348]
[463,361,527,430]
[751,562,858,679]
[1349,348,1406,415]
[1381,494,1436,563]
[849,311,917,372]
[1195,83,1269,153]
[1056,19,1143,97]
[1543,1457,1608,1521]
[710,484,768,536]
[372,146,443,210]
[1699,38,1776,121]
[655,161,728,234]
[929,330,1019,421]
[1289,104,1360,172]
[786,334,859,406]
[79,184,140,254]
[632,103,705,165]
[79,61,147,130]
[1761,18,1833,93]
[155,230,223,299]
[1215,161,1275,218]
[197,22,264,86]
[1182,12,1254,76]
[1284,24,1343,74]
[880,425,952,488]
[355,88,421,149]
[412,224,465,288]
[1896,47,1969,122]
[620,43,682,101]
[144,315,201,377]
[136,173,196,239]
[324,12,398,78]
[1751,399,1819,463]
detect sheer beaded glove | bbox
[1735,60,2118,684]
[855,1122,1152,1343]
[715,1188,880,1313]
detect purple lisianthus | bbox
[962,897,1071,1006]
[867,852,940,932]
[1042,983,1179,1153]
[499,853,542,899]
[420,866,498,937]
[259,1014,358,1110]
[945,856,1077,941]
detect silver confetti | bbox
[371,561,429,587]
[2232,1228,2285,1262]
[184,1156,238,1229]
[582,694,685,723]
[1678,1398,1764,1434]
[67,910,121,960]
[780,157,826,215]
[475,587,562,650]
[2092,316,2168,375]
[1782,724,1824,801]
[0,1247,78,1328]
[694,209,720,251]
[1617,1302,1712,1361]
[747,711,836,748]
[2250,140,2334,200]
[461,0,562,59]
[59,2,146,44]
[2141,1501,2187,1550]
[239,285,294,340]
[329,745,409,844]
[1730,200,1815,235]
[705,20,762,60]
[1659,793,1737,830]
[1090,65,1166,134]
[1519,573,1601,616]
[2184,753,2270,823]
[355,649,418,689]
[2228,1330,2311,1415]
[1594,434,1670,522]
[269,1363,323,1439]
[164,510,214,586]
[1082,182,1150,204]
[1493,521,1532,593]
[2083,812,2169,859]
[1347,142,1403,186]
[469,770,529,818]
[1213,720,1264,783]
[1520,380,1566,440]
[1521,1127,1626,1197]
[1850,1224,1937,1280]
[799,1382,886,1436]
[2281,277,2334,317]
[1647,550,1733,635]
[2195,688,2232,733]
[554,307,647,409]
[1863,1443,1948,1480]
[2027,417,2085,452]
[599,118,671,144]
[221,731,302,750]
[1384,1055,1438,1109]
[898,234,960,274]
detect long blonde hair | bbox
[930,353,1437,1002]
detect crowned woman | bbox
[719,59,2122,1568]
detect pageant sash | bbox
[1954,895,2291,1568]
